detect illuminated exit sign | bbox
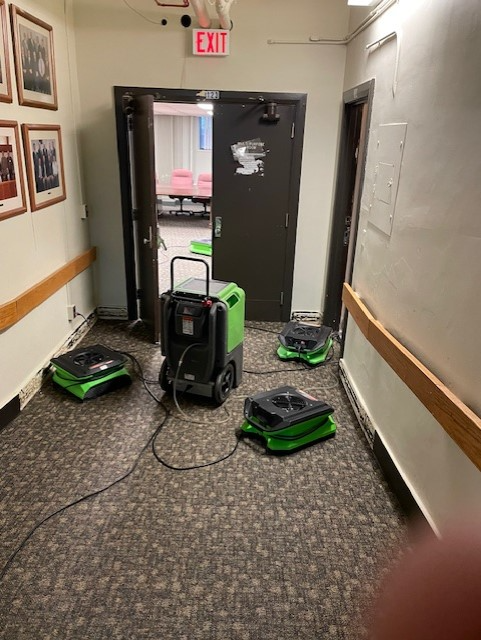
[193,29,230,56]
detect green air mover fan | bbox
[240,385,336,453]
[277,321,333,366]
[51,344,131,400]
[190,237,212,256]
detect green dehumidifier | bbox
[241,385,336,453]
[277,321,333,366]
[50,344,131,400]
[159,257,245,404]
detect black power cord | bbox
[0,410,169,583]
[151,425,244,472]
[0,349,245,582]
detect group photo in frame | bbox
[22,124,65,211]
[0,119,26,220]
[10,4,57,110]
[0,0,12,102]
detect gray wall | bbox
[342,0,481,533]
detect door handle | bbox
[214,216,222,238]
[143,226,153,248]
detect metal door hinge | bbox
[280,291,284,305]
[136,288,143,299]
[285,212,289,228]
[132,208,139,220]
[291,123,295,138]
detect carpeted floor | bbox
[0,319,408,639]
[158,216,211,296]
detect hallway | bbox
[0,319,407,639]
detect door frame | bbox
[114,86,307,322]
[322,80,374,341]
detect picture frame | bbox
[0,1,12,103]
[10,5,57,110]
[22,124,66,211]
[0,120,26,220]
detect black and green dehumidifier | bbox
[51,344,131,401]
[277,321,333,366]
[159,256,245,405]
[241,386,336,453]
[190,237,212,257]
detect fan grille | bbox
[73,351,106,367]
[271,393,307,411]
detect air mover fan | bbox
[51,344,131,400]
[190,237,212,256]
[277,321,333,366]
[240,385,336,453]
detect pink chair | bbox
[169,169,194,215]
[193,173,212,216]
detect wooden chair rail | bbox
[0,247,96,331]
[343,283,481,471]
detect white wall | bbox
[342,0,481,533]
[0,0,94,410]
[72,0,349,316]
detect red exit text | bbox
[193,29,230,56]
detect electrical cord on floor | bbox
[0,410,170,583]
[121,350,165,402]
[125,347,244,468]
[1,345,247,581]
[151,423,244,472]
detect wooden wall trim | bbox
[343,283,481,471]
[0,248,96,331]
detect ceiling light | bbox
[198,103,213,111]
[348,0,377,6]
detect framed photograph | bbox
[22,124,66,211]
[10,5,57,109]
[0,1,12,102]
[0,120,26,220]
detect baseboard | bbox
[339,358,434,534]
[0,313,97,432]
[339,359,375,447]
[97,305,129,320]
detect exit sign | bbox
[193,29,230,56]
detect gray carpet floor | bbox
[0,318,408,639]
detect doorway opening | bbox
[322,80,374,349]
[153,101,213,296]
[114,86,307,342]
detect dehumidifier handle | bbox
[170,256,210,297]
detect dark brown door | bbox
[131,94,160,342]
[212,101,297,321]
[323,80,373,334]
